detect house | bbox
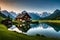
[15,11,31,22]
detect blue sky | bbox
[0,0,60,13]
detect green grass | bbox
[0,16,5,23]
[0,16,3,23]
[32,20,60,23]
[13,20,60,24]
[0,24,59,40]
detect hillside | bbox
[40,12,51,18]
[1,10,17,19]
[0,11,6,23]
[28,13,41,20]
[0,11,7,18]
[0,16,4,23]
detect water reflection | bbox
[45,23,60,32]
[8,25,22,33]
[8,23,60,38]
[27,23,60,38]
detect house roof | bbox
[16,11,31,19]
[16,14,24,18]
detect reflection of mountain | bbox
[39,23,49,28]
[45,23,60,32]
[41,9,60,20]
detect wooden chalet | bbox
[15,11,31,22]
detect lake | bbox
[8,23,60,38]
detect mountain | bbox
[41,9,60,20]
[10,11,17,18]
[1,10,17,19]
[40,12,51,18]
[0,11,7,18]
[0,11,7,23]
[10,11,18,19]
[28,13,41,20]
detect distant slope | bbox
[0,16,4,23]
[0,11,7,18]
[1,10,17,19]
[40,12,51,18]
[41,9,60,20]
[10,11,17,19]
[28,13,41,20]
[0,11,6,23]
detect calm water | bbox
[27,23,60,38]
[8,23,60,38]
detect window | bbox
[22,20,25,22]
[20,19,22,21]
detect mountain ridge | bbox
[41,9,60,20]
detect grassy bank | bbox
[32,20,60,23]
[0,24,59,40]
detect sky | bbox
[0,0,60,14]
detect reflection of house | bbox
[15,11,31,22]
